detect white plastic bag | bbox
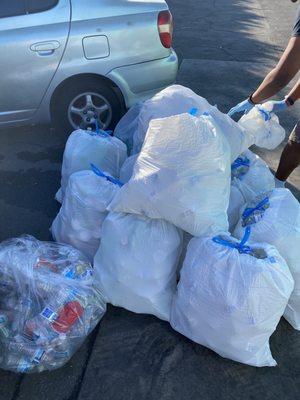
[170,228,294,367]
[109,113,231,236]
[119,154,138,184]
[0,236,106,373]
[234,188,300,330]
[94,212,182,321]
[56,129,127,202]
[114,102,144,154]
[127,85,252,160]
[239,106,285,150]
[227,185,245,233]
[227,150,275,232]
[51,167,121,261]
[231,150,275,202]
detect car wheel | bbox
[52,79,124,135]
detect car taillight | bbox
[158,10,173,49]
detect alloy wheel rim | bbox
[68,92,113,130]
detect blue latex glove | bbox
[259,99,289,114]
[228,99,254,117]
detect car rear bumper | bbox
[106,49,178,108]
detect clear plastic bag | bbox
[234,188,300,330]
[171,228,294,367]
[239,106,285,150]
[56,129,127,203]
[52,167,121,261]
[94,212,182,321]
[0,236,106,373]
[109,113,231,237]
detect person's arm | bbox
[287,78,300,103]
[228,37,300,116]
[259,78,300,114]
[251,37,300,104]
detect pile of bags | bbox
[0,236,106,373]
[1,84,298,372]
[49,84,298,368]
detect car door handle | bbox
[30,41,60,56]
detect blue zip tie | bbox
[242,197,270,220]
[212,226,253,255]
[231,156,251,171]
[90,163,123,187]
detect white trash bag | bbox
[109,113,231,237]
[56,129,127,202]
[119,154,138,184]
[234,188,300,330]
[94,212,183,321]
[114,102,144,154]
[239,106,285,150]
[227,150,275,231]
[231,150,275,202]
[51,166,121,262]
[227,185,245,233]
[126,85,252,160]
[171,228,294,367]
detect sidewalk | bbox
[1,1,299,399]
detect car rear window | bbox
[26,0,59,14]
[0,0,26,18]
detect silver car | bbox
[0,0,177,132]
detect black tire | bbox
[51,78,124,135]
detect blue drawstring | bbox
[212,226,253,255]
[231,156,251,171]
[242,197,269,220]
[94,119,100,134]
[92,120,113,137]
[258,107,271,122]
[90,164,124,187]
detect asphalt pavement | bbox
[0,1,300,399]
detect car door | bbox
[0,0,71,124]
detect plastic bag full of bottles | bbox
[0,235,106,373]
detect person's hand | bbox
[259,99,289,114]
[228,99,254,117]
